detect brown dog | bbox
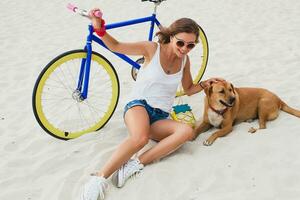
[194,80,300,146]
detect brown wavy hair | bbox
[156,18,199,44]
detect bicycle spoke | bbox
[33,50,119,139]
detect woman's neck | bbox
[161,43,178,61]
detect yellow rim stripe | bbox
[176,29,208,97]
[35,52,119,139]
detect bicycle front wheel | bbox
[32,50,120,140]
[176,25,209,96]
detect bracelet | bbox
[94,19,106,37]
[199,81,205,89]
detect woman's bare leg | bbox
[138,119,194,165]
[96,106,150,178]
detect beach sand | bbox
[1,0,300,199]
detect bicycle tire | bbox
[176,25,209,96]
[32,50,120,140]
[194,25,209,83]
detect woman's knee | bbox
[129,134,149,149]
[177,124,194,141]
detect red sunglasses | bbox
[174,35,196,50]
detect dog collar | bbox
[209,105,228,116]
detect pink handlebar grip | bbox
[67,3,102,18]
[67,3,77,12]
[93,10,103,18]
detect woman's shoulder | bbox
[145,41,158,52]
[144,41,158,62]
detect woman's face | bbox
[170,32,197,58]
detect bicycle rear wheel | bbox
[32,50,120,140]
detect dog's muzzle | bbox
[220,96,235,107]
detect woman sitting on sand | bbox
[81,8,221,200]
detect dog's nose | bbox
[229,97,236,104]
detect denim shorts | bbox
[124,99,169,124]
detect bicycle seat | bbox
[141,0,166,3]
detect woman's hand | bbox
[201,77,225,88]
[89,8,103,29]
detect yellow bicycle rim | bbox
[176,27,209,97]
[34,52,119,139]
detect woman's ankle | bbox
[91,171,107,179]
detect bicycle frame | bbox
[77,14,161,99]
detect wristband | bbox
[94,19,106,37]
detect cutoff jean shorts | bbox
[123,99,169,124]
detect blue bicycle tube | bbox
[92,35,141,70]
[148,14,158,41]
[81,25,94,99]
[105,15,156,30]
[77,50,86,91]
[88,15,162,73]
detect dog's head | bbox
[204,80,237,110]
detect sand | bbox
[1,0,300,199]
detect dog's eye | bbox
[219,90,225,94]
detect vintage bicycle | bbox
[32,0,209,140]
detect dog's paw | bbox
[246,119,254,123]
[248,127,257,133]
[203,139,213,146]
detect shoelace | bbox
[100,182,109,199]
[123,160,141,178]
[88,177,109,192]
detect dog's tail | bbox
[280,100,300,118]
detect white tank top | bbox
[128,44,186,113]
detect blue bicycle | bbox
[32,0,209,140]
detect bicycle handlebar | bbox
[67,3,102,18]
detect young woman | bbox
[81,8,221,200]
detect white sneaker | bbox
[81,176,108,200]
[111,158,144,188]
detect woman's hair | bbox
[156,18,199,44]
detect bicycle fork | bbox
[74,25,94,101]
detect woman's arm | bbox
[181,56,224,95]
[181,56,203,96]
[89,8,154,59]
[102,34,153,56]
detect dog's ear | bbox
[204,85,213,96]
[230,83,235,94]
